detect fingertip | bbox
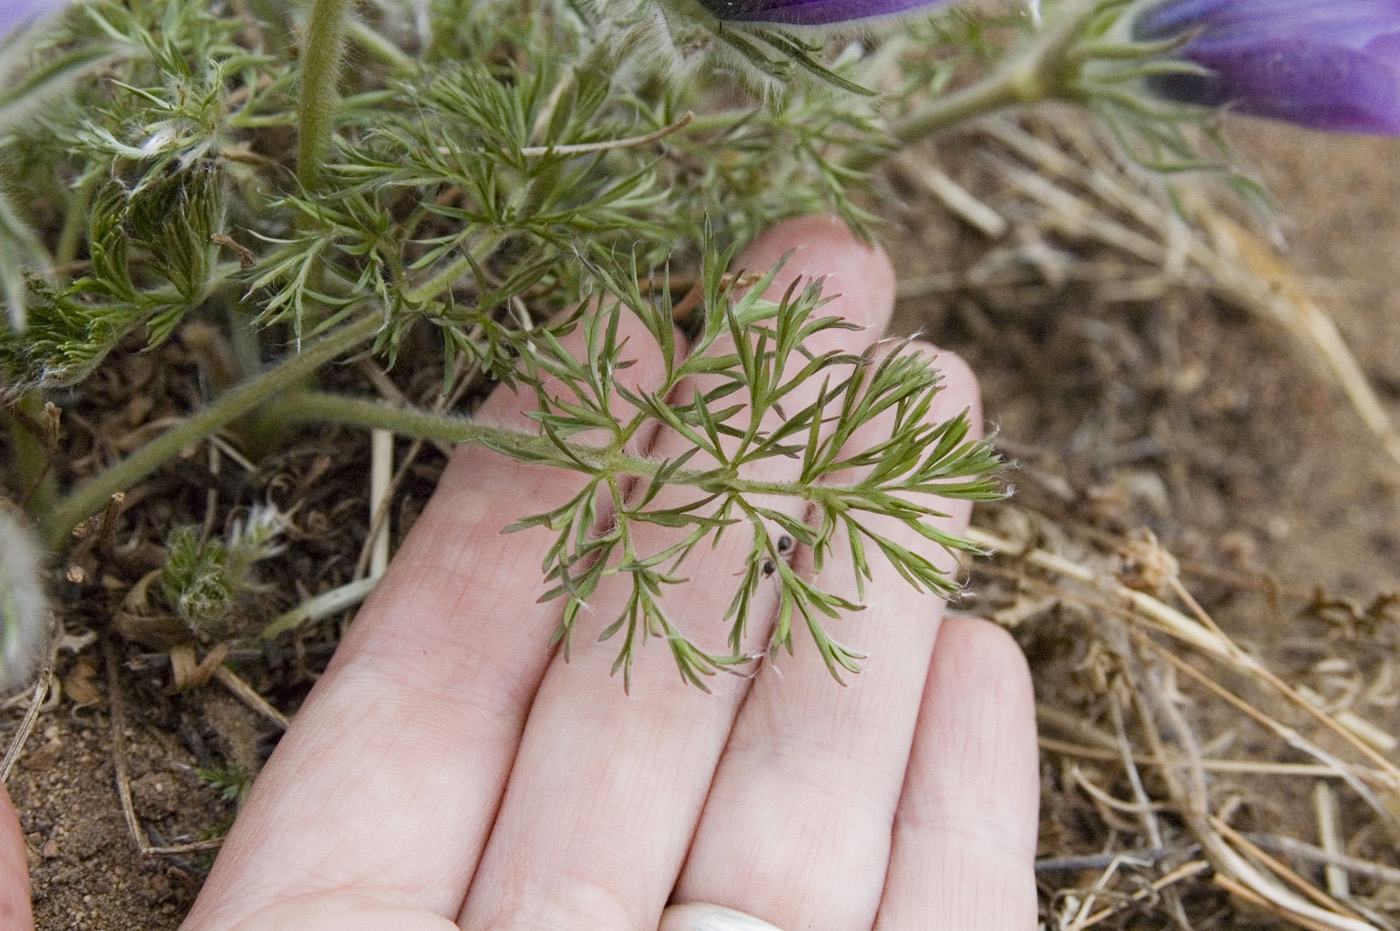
[473,310,684,436]
[876,616,1038,931]
[929,616,1032,722]
[900,340,982,438]
[735,215,895,336]
[917,612,1038,845]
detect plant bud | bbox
[0,508,50,694]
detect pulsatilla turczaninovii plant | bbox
[1,0,1397,691]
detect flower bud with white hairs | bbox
[0,508,50,694]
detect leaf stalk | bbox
[43,313,382,549]
[297,0,356,193]
[847,0,1111,171]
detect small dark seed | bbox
[776,535,794,555]
[761,558,777,577]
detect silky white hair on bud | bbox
[0,508,51,694]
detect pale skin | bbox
[0,215,1040,930]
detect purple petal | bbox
[0,0,73,40]
[699,0,954,27]
[1137,0,1400,135]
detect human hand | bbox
[0,215,1038,931]
[0,782,31,931]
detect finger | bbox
[183,310,678,930]
[660,902,783,931]
[874,616,1039,931]
[672,345,982,929]
[0,784,33,931]
[458,215,898,931]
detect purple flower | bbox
[1135,0,1400,134]
[1,0,73,40]
[697,0,953,28]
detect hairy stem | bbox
[347,18,412,69]
[847,0,1106,171]
[44,314,382,549]
[277,390,840,500]
[400,229,506,306]
[860,73,1025,170]
[5,393,56,516]
[54,176,96,280]
[297,0,356,193]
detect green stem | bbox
[6,393,56,516]
[232,90,398,130]
[54,176,95,280]
[348,19,412,70]
[401,231,507,305]
[258,575,377,640]
[853,73,1025,171]
[297,0,356,193]
[275,390,832,500]
[845,0,1107,172]
[43,314,382,550]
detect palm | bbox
[0,218,1039,931]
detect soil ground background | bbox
[5,116,1400,930]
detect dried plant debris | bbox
[967,501,1400,930]
[886,116,1400,930]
